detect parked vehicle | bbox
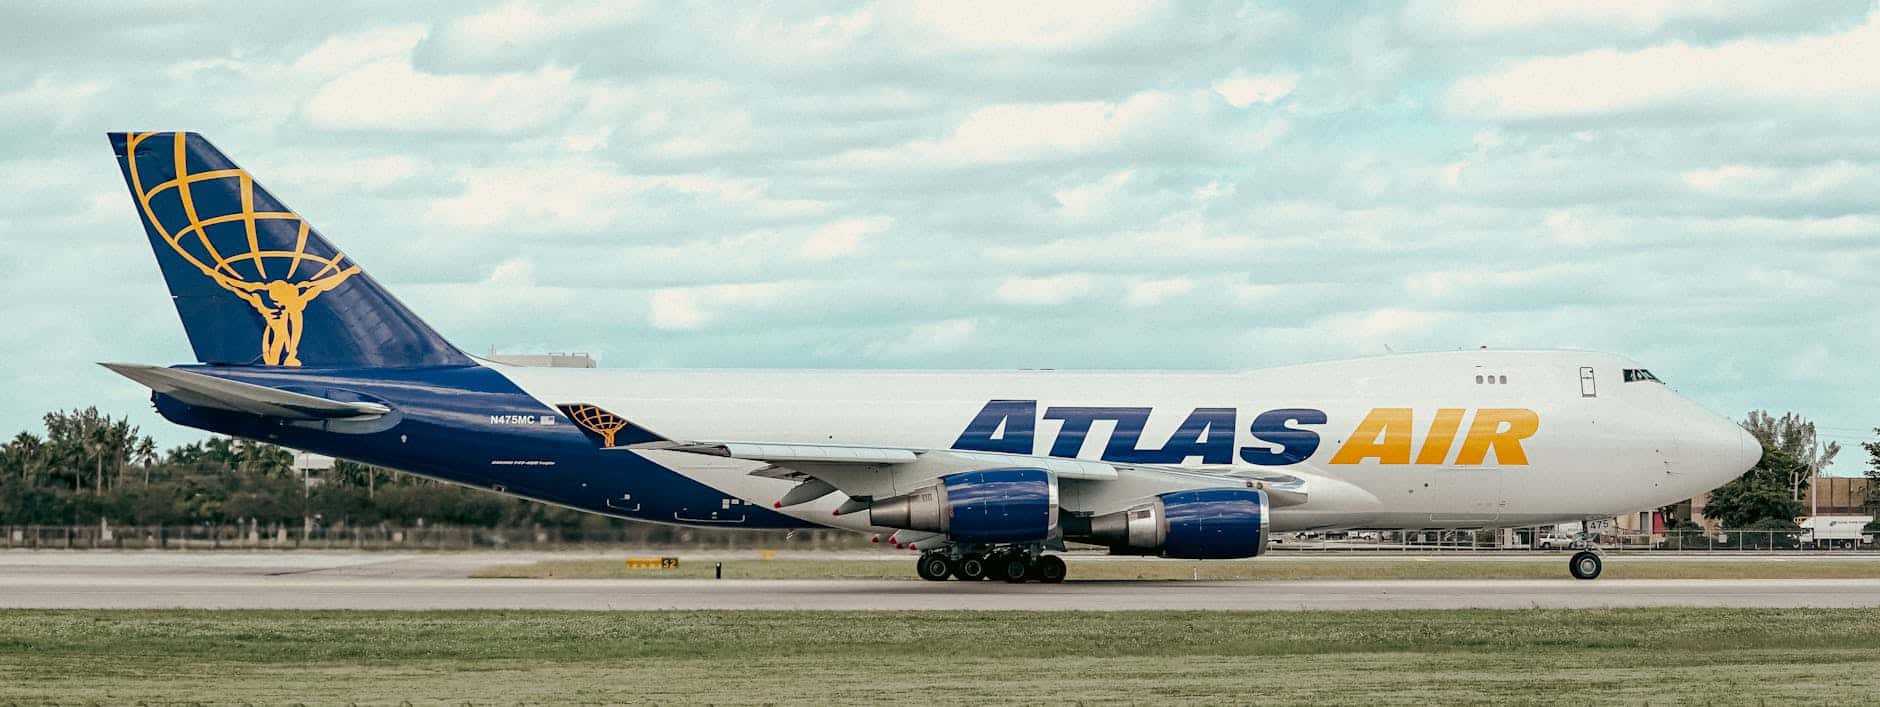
[1534,535,1585,550]
[1800,516,1874,550]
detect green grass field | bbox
[2,609,1877,704]
[470,556,1880,581]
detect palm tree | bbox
[135,436,156,485]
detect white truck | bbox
[1799,516,1874,549]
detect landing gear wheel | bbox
[917,553,953,581]
[1035,555,1066,583]
[1569,551,1602,580]
[998,555,1032,583]
[954,556,988,581]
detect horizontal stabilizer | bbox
[100,362,389,420]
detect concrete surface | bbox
[2,551,1879,611]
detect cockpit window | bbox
[1623,368,1663,384]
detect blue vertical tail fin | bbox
[109,131,469,368]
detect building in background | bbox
[483,352,596,368]
[1665,476,1872,532]
[293,451,333,490]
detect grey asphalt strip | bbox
[3,573,1878,611]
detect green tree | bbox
[1741,410,1841,501]
[32,408,153,497]
[1705,444,1806,528]
[1,406,638,531]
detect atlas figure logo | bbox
[122,131,360,366]
[952,401,1540,466]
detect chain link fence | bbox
[1274,529,1877,553]
[0,524,879,551]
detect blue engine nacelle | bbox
[1074,488,1270,559]
[867,468,1057,543]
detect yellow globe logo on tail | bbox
[122,131,360,367]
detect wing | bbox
[101,362,389,420]
[555,403,1310,513]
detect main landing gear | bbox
[917,547,1066,583]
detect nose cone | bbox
[1727,424,1761,474]
[1691,417,1760,481]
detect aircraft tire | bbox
[1036,555,1066,583]
[998,555,1032,583]
[954,556,988,581]
[917,553,953,581]
[1568,551,1602,580]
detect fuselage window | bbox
[1475,375,1484,384]
[1623,369,1663,384]
[1498,375,1508,384]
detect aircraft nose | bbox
[1664,400,1760,486]
[1727,423,1761,474]
[1695,417,1760,479]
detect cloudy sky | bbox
[1,1,1875,467]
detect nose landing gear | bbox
[1568,550,1603,580]
[1565,526,1603,580]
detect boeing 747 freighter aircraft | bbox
[102,132,1759,582]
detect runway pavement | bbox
[3,551,1880,610]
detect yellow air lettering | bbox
[1454,408,1540,465]
[1415,408,1467,465]
[1329,408,1414,464]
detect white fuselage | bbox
[502,350,1757,533]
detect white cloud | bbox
[648,288,708,330]
[0,75,107,129]
[1403,265,1577,299]
[732,6,877,61]
[995,274,1093,306]
[1681,161,1863,199]
[1405,0,1794,39]
[1125,277,1194,307]
[302,58,581,134]
[903,0,1159,52]
[423,158,824,234]
[801,216,892,259]
[434,1,647,61]
[401,256,580,325]
[1445,13,1880,119]
[291,25,428,76]
[646,282,802,331]
[1213,72,1297,108]
[1053,170,1133,221]
[866,318,979,357]
[269,153,426,193]
[831,92,1179,167]
[1325,308,1453,340]
[484,258,535,288]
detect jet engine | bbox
[868,468,1057,543]
[1069,488,1270,559]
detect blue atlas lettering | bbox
[1042,407,1151,459]
[1239,408,1326,466]
[1107,407,1237,464]
[951,400,1037,454]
